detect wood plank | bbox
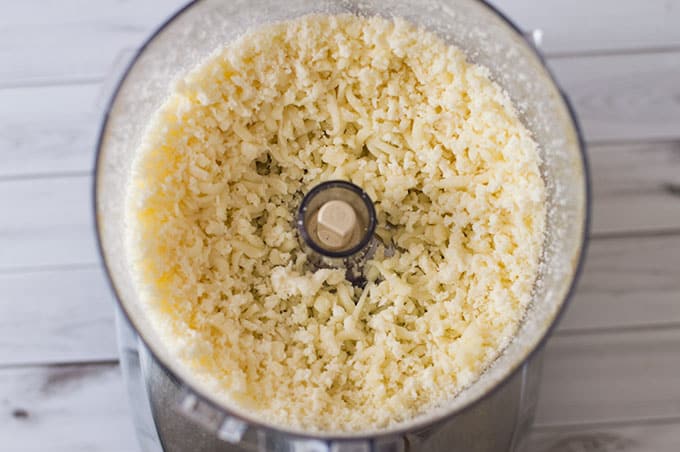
[0,0,186,86]
[0,363,137,452]
[557,234,680,333]
[0,83,100,178]
[590,141,680,235]
[527,421,680,452]
[4,55,680,181]
[2,327,679,450]
[491,0,680,56]
[0,175,98,271]
[2,138,678,271]
[549,51,680,142]
[0,233,677,367]
[536,328,680,427]
[0,267,117,365]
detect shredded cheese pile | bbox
[128,14,546,432]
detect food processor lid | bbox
[94,0,589,442]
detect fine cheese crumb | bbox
[127,14,546,432]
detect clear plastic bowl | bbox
[95,0,589,450]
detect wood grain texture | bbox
[0,83,100,178]
[536,328,680,427]
[0,267,117,365]
[589,141,680,235]
[0,175,97,271]
[556,234,680,333]
[0,0,186,86]
[549,51,680,142]
[0,363,137,452]
[491,0,680,56]
[527,420,680,452]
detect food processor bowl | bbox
[95,0,589,451]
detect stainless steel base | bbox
[117,308,542,452]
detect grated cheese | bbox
[127,14,546,432]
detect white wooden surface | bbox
[1,1,679,451]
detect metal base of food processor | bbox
[117,308,542,452]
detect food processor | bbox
[94,1,589,451]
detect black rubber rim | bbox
[93,0,591,444]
